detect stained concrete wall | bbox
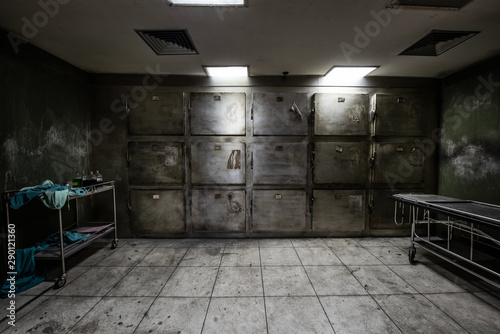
[439,57,500,204]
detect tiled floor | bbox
[1,237,500,333]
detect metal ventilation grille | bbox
[136,29,198,55]
[399,30,479,56]
[387,0,474,10]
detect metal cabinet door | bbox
[192,190,246,232]
[373,142,425,185]
[252,92,309,135]
[128,142,184,185]
[191,142,246,185]
[130,190,185,235]
[190,92,246,135]
[369,189,414,230]
[252,190,306,231]
[129,91,184,135]
[314,93,370,136]
[373,94,426,136]
[252,142,307,185]
[314,142,369,184]
[313,190,365,232]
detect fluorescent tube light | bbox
[169,0,245,6]
[204,66,248,77]
[324,66,377,80]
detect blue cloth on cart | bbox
[0,248,46,298]
[34,231,91,251]
[9,180,86,210]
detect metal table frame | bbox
[391,193,500,289]
[4,181,118,288]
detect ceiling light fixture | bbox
[204,66,249,77]
[169,0,246,6]
[324,66,378,80]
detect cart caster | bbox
[111,239,118,249]
[408,247,416,264]
[54,277,66,289]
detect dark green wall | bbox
[439,57,500,204]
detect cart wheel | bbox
[111,241,118,249]
[408,247,416,264]
[54,277,66,289]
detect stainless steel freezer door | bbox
[190,92,246,135]
[373,94,425,136]
[314,93,370,136]
[252,190,307,231]
[129,91,184,135]
[128,142,184,185]
[313,141,369,184]
[252,142,307,185]
[373,142,425,185]
[312,190,365,232]
[252,92,309,135]
[192,190,246,232]
[130,190,185,234]
[370,189,414,230]
[191,142,246,185]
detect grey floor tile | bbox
[135,297,210,334]
[68,296,154,334]
[3,296,100,334]
[266,296,334,334]
[159,267,219,297]
[202,297,267,334]
[324,238,361,248]
[320,296,402,334]
[262,266,315,296]
[225,239,260,248]
[56,267,131,296]
[96,247,153,267]
[332,246,383,266]
[221,247,260,267]
[189,239,228,248]
[0,295,50,332]
[388,237,412,247]
[291,238,328,248]
[155,239,196,248]
[258,239,293,248]
[348,265,417,295]
[374,294,469,334]
[304,266,367,296]
[425,292,500,334]
[120,238,161,248]
[474,291,500,310]
[136,247,188,266]
[260,247,301,266]
[365,246,409,265]
[178,247,223,267]
[354,237,394,247]
[107,266,175,297]
[389,264,466,294]
[427,263,496,292]
[296,247,342,266]
[66,245,116,267]
[212,267,263,297]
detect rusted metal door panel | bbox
[373,142,425,185]
[252,142,307,185]
[130,190,185,234]
[313,190,365,232]
[192,190,246,232]
[373,94,426,136]
[129,91,184,135]
[190,92,246,135]
[314,93,370,136]
[314,142,369,184]
[191,142,246,185]
[369,189,414,230]
[252,92,309,135]
[252,190,306,231]
[128,142,184,185]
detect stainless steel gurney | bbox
[391,193,500,288]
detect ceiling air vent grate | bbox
[136,29,198,55]
[387,0,474,10]
[399,30,479,56]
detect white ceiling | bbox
[1,0,500,78]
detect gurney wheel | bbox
[54,277,66,289]
[111,240,118,249]
[408,247,416,264]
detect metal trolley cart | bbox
[391,193,500,288]
[4,181,119,288]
